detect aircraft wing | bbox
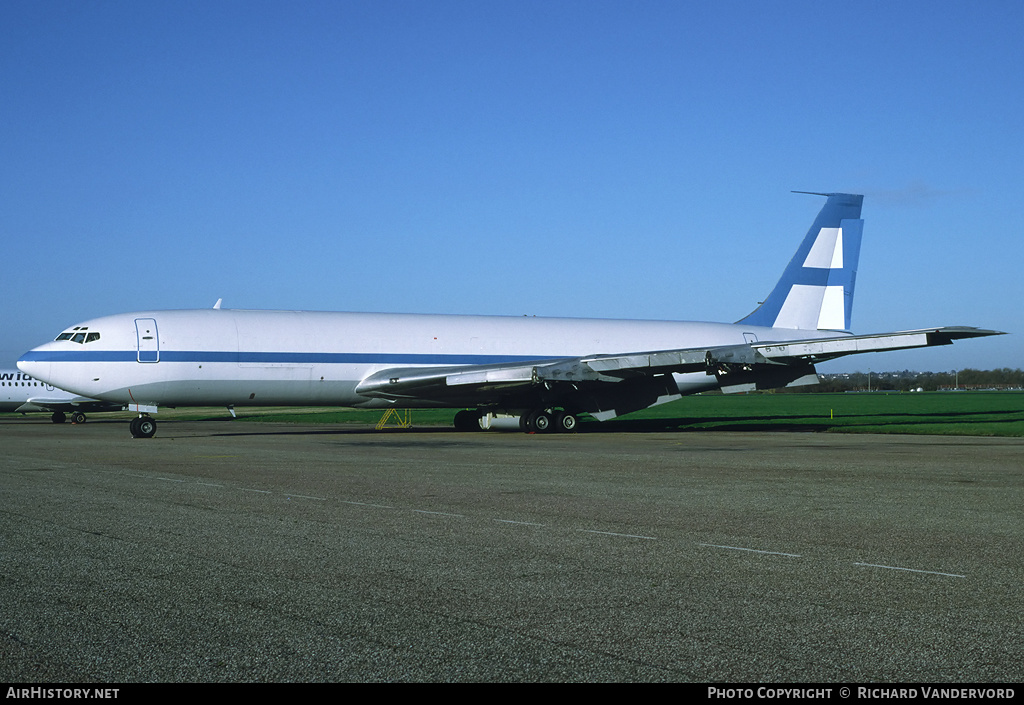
[20,396,125,413]
[751,327,1002,363]
[355,326,1003,414]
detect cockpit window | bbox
[55,327,101,344]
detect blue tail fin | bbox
[738,192,864,331]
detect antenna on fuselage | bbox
[213,298,222,310]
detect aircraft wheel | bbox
[130,416,157,439]
[554,411,578,433]
[526,410,552,433]
[453,409,481,431]
[71,411,87,425]
[51,411,67,424]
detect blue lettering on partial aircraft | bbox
[0,372,36,381]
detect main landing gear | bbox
[130,415,157,439]
[50,410,88,424]
[453,408,579,434]
[520,409,578,434]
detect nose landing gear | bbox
[129,415,157,439]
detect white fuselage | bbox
[18,308,835,410]
[0,370,63,412]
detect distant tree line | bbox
[800,368,1024,393]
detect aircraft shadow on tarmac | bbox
[5,403,1021,436]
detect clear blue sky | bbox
[3,0,1021,373]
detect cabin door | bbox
[135,318,160,363]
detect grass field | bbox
[224,391,1024,437]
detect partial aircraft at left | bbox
[0,369,123,423]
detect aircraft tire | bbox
[130,416,157,439]
[528,410,552,433]
[71,411,87,425]
[51,411,66,424]
[554,411,578,433]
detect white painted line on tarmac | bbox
[854,562,966,578]
[341,500,395,509]
[580,529,657,540]
[699,543,801,558]
[108,470,974,581]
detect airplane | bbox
[17,192,1002,438]
[0,368,124,423]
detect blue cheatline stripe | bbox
[20,350,138,362]
[18,349,545,366]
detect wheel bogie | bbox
[522,408,577,434]
[462,408,579,434]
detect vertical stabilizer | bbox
[738,192,863,331]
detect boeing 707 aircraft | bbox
[0,368,123,423]
[18,193,1002,437]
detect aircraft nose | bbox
[18,348,52,384]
